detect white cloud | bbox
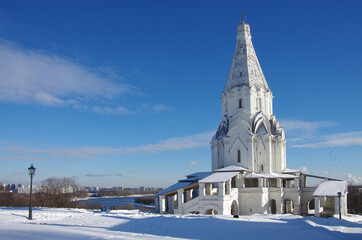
[90,104,173,115]
[152,104,174,113]
[299,166,309,172]
[125,131,214,153]
[344,173,362,185]
[189,161,198,166]
[291,131,362,148]
[0,41,133,108]
[1,131,215,160]
[0,155,45,161]
[281,120,336,132]
[280,119,337,139]
[92,105,132,115]
[280,120,362,149]
[85,173,122,178]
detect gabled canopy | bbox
[214,165,250,172]
[199,171,239,183]
[313,181,348,197]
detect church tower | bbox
[211,21,286,174]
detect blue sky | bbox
[0,0,361,188]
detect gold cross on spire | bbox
[239,10,247,24]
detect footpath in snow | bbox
[0,207,361,240]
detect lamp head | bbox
[28,164,36,176]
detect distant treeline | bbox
[0,190,88,208]
[98,189,159,197]
[347,185,362,215]
[134,196,155,205]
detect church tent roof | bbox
[199,172,239,183]
[223,23,269,94]
[313,181,348,197]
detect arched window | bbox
[238,99,242,109]
[257,98,262,109]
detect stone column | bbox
[294,178,300,188]
[247,136,256,171]
[314,197,320,217]
[199,183,205,197]
[226,179,231,195]
[334,197,340,216]
[206,183,212,195]
[294,196,301,215]
[239,174,245,188]
[300,175,305,188]
[343,194,348,215]
[265,136,273,173]
[258,178,263,188]
[159,195,165,213]
[276,200,282,214]
[186,190,192,202]
[218,182,225,196]
[177,189,184,212]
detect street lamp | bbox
[28,164,36,220]
[337,192,342,220]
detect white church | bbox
[155,21,348,217]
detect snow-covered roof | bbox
[181,172,212,182]
[186,172,212,179]
[214,165,250,172]
[282,168,301,173]
[245,173,297,179]
[199,172,239,183]
[155,182,194,196]
[313,181,348,197]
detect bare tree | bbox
[39,177,79,208]
[42,177,78,194]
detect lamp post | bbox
[337,192,342,220]
[28,164,36,220]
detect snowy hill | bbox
[0,207,361,240]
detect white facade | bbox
[156,22,347,217]
[211,22,286,174]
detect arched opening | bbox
[307,198,315,215]
[320,197,336,217]
[270,199,276,214]
[231,200,238,215]
[283,199,294,214]
[205,209,218,215]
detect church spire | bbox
[223,22,269,93]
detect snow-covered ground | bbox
[0,207,361,240]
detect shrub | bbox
[118,202,134,210]
[134,196,155,205]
